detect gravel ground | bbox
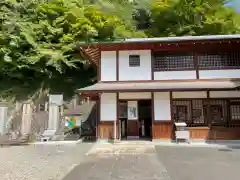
[0,143,93,180]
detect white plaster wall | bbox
[154,92,171,121]
[173,91,207,98]
[154,71,196,80]
[101,51,117,81]
[119,50,151,81]
[199,69,240,79]
[210,91,240,98]
[119,92,151,99]
[100,93,117,121]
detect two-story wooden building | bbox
[78,35,240,142]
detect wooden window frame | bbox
[198,52,240,70]
[172,99,234,127]
[153,51,240,72]
[173,99,207,127]
[129,55,140,67]
[229,101,240,124]
[191,100,206,126]
[208,104,225,126]
[173,105,188,123]
[153,52,195,71]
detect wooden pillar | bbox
[151,92,154,138]
[194,53,199,79]
[206,90,211,127]
[117,92,120,140]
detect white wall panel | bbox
[154,92,171,121]
[119,50,151,81]
[154,71,196,80]
[119,92,151,99]
[101,51,117,81]
[100,93,117,121]
[210,91,240,98]
[199,69,240,79]
[173,91,207,98]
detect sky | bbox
[226,0,240,12]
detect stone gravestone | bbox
[21,103,32,136]
[41,94,63,141]
[0,106,8,136]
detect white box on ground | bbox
[175,131,190,139]
[174,122,190,143]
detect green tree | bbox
[1,0,240,104]
[0,0,142,102]
[147,0,240,36]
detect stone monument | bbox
[41,94,63,141]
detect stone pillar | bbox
[44,102,48,111]
[72,96,77,108]
[21,103,32,135]
[0,106,8,135]
[42,94,63,139]
[47,103,60,131]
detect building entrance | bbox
[138,100,152,139]
[119,100,152,140]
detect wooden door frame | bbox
[118,98,153,140]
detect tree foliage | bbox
[0,0,240,102]
[147,0,240,36]
[0,0,142,101]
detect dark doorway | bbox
[119,101,128,139]
[138,100,152,139]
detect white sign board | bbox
[75,116,83,127]
[49,94,63,106]
[127,101,138,120]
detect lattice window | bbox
[154,52,194,71]
[192,100,205,124]
[208,100,228,124]
[129,55,140,67]
[230,100,240,122]
[172,98,240,127]
[173,100,191,123]
[198,52,240,69]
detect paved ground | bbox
[1,142,240,180]
[62,143,240,180]
[0,143,93,180]
[62,144,171,180]
[155,146,240,180]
